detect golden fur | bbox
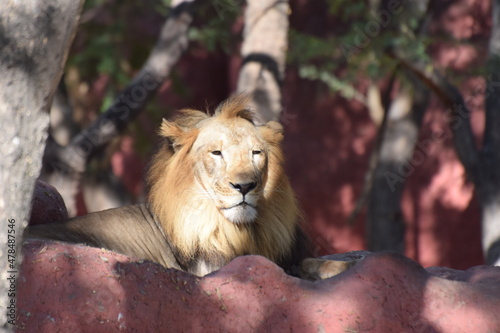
[147,94,301,271]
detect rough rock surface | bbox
[17,240,500,332]
[29,180,68,225]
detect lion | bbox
[26,94,311,277]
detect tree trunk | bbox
[392,6,500,264]
[0,1,84,331]
[237,0,289,124]
[479,0,500,265]
[358,0,431,252]
[395,0,500,265]
[367,77,429,252]
[41,1,196,216]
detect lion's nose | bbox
[230,182,256,195]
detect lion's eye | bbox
[211,150,222,156]
[252,150,262,155]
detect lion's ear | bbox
[160,119,197,152]
[259,121,284,144]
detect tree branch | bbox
[388,50,480,183]
[71,1,196,160]
[42,1,198,216]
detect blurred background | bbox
[41,0,495,270]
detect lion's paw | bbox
[299,250,371,280]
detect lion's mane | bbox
[147,95,302,269]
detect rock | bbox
[29,180,68,225]
[17,240,500,332]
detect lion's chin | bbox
[222,204,257,224]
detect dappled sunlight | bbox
[437,0,489,40]
[434,44,479,71]
[282,88,374,257]
[424,158,474,211]
[111,135,144,197]
[19,241,131,331]
[338,184,355,216]
[403,100,483,268]
[422,275,500,332]
[23,244,500,332]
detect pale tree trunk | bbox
[0,1,84,331]
[41,0,197,216]
[350,0,431,252]
[237,0,289,124]
[480,0,500,265]
[367,77,429,252]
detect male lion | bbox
[27,95,311,276]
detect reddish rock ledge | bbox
[17,240,500,332]
[29,180,68,225]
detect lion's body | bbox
[26,204,183,270]
[27,95,310,276]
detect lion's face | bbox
[147,95,298,272]
[192,117,268,224]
